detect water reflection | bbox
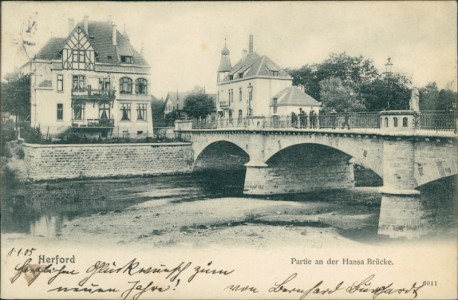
[1,171,456,242]
[30,215,67,238]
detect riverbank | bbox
[2,177,384,249]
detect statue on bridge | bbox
[409,88,420,112]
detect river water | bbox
[1,171,456,243]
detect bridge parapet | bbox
[188,111,456,133]
[379,110,418,135]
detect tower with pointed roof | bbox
[215,34,293,120]
[217,38,232,83]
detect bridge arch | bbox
[191,136,250,164]
[263,136,384,178]
[193,140,250,172]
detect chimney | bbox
[241,49,247,61]
[249,34,253,53]
[84,16,89,34]
[112,24,117,46]
[68,18,74,34]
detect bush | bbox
[1,120,16,157]
[19,122,42,143]
[16,147,24,159]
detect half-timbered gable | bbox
[62,26,96,71]
[27,16,153,139]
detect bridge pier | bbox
[378,138,435,238]
[243,150,355,195]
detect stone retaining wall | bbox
[23,143,193,181]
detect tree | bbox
[419,82,440,111]
[315,52,379,90]
[437,89,458,112]
[1,72,31,121]
[319,77,365,112]
[151,98,166,127]
[358,73,411,111]
[287,52,412,111]
[183,93,215,119]
[164,110,179,127]
[286,65,321,100]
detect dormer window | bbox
[229,75,234,80]
[271,71,279,76]
[121,56,133,63]
[238,73,243,79]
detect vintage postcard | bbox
[1,1,457,299]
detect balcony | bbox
[71,86,116,101]
[117,92,151,101]
[72,119,115,129]
[219,100,229,108]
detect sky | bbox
[2,1,457,99]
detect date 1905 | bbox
[7,248,36,257]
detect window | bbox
[229,75,234,80]
[403,117,408,127]
[384,117,389,127]
[57,75,63,92]
[135,78,148,94]
[273,98,278,114]
[137,104,147,120]
[73,103,85,120]
[121,56,133,63]
[239,87,242,101]
[99,103,110,119]
[228,110,233,123]
[239,73,243,79]
[393,117,398,127]
[72,75,85,91]
[120,103,131,121]
[248,84,253,101]
[57,104,63,120]
[238,110,243,124]
[99,78,111,91]
[228,89,233,105]
[271,70,279,76]
[72,50,85,63]
[119,77,132,94]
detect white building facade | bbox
[215,35,321,124]
[22,17,153,138]
[216,35,292,123]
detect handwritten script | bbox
[8,256,426,299]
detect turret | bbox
[217,38,232,83]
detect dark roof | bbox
[272,86,321,107]
[165,91,190,109]
[35,38,66,60]
[218,45,232,72]
[35,20,148,66]
[220,51,291,83]
[165,91,217,109]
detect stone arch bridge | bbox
[175,111,457,238]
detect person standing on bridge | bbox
[291,112,298,128]
[309,108,316,129]
[330,108,337,129]
[299,108,307,128]
[342,109,350,129]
